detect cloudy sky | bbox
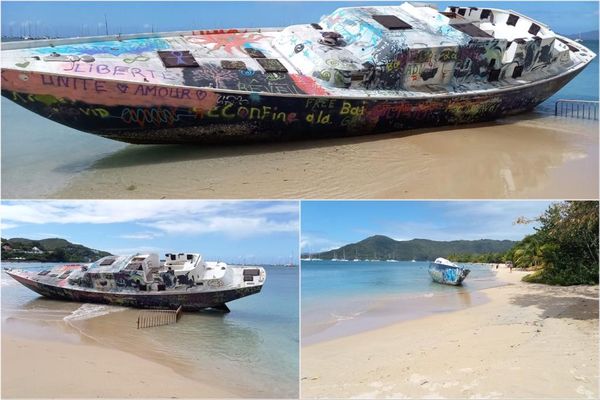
[301,201,554,252]
[2,1,597,38]
[1,200,299,264]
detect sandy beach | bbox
[1,333,239,399]
[53,114,598,199]
[301,268,599,399]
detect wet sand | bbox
[302,288,492,346]
[1,334,238,398]
[54,113,598,199]
[0,309,242,399]
[301,268,599,399]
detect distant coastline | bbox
[1,237,111,263]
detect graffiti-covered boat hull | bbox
[428,259,470,286]
[0,66,584,144]
[1,3,596,144]
[4,253,266,311]
[6,269,262,311]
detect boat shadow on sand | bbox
[81,111,556,170]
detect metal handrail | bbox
[555,99,599,120]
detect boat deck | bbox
[1,3,595,99]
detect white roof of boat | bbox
[433,257,459,267]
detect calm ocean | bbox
[1,41,598,198]
[301,260,504,344]
[1,263,299,398]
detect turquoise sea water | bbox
[301,260,504,344]
[1,262,299,398]
[1,41,598,198]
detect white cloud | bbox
[118,232,161,240]
[301,233,344,253]
[107,245,166,256]
[0,222,18,231]
[144,216,298,238]
[0,201,299,239]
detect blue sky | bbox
[1,1,597,37]
[301,201,554,252]
[1,200,299,264]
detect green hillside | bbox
[310,235,516,261]
[1,237,112,262]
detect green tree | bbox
[514,201,599,285]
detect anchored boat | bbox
[1,3,595,144]
[4,252,266,312]
[428,257,470,286]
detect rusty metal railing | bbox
[554,99,598,120]
[137,305,183,329]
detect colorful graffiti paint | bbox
[5,253,266,311]
[0,64,582,144]
[33,37,171,56]
[0,3,595,143]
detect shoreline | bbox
[302,263,507,345]
[1,302,292,399]
[301,267,599,398]
[1,266,299,399]
[49,113,598,200]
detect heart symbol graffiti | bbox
[15,61,30,69]
[116,83,129,94]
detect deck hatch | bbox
[452,23,493,38]
[221,60,247,70]
[157,51,199,68]
[99,258,116,266]
[372,15,412,30]
[528,23,541,35]
[245,48,266,58]
[507,14,519,26]
[480,9,491,19]
[256,58,288,73]
[58,271,72,279]
[439,11,462,19]
[488,69,501,82]
[557,38,580,52]
[512,65,523,78]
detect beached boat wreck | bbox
[1,3,595,144]
[4,253,266,312]
[428,257,470,285]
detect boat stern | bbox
[239,266,267,290]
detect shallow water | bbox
[1,262,299,398]
[301,261,505,344]
[1,42,597,199]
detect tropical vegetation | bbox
[511,201,598,285]
[448,202,598,285]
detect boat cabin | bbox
[273,2,572,90]
[68,254,160,290]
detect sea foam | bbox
[63,303,126,322]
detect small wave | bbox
[330,310,365,322]
[423,293,435,298]
[63,303,127,322]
